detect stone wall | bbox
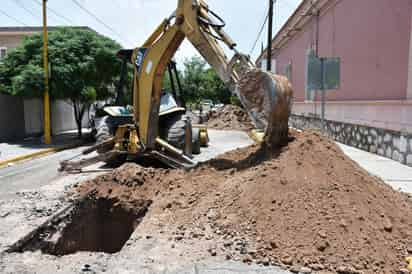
[290,114,412,167]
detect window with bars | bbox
[0,47,7,60]
[284,62,292,82]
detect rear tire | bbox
[95,116,114,154]
[164,114,187,150]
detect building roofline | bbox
[0,26,93,36]
[256,0,331,64]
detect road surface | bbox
[0,130,290,274]
[0,129,254,201]
[0,146,93,200]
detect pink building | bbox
[257,0,412,166]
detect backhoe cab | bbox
[88,48,204,169]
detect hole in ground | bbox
[12,197,151,256]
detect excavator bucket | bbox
[236,69,293,148]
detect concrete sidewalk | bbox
[0,130,89,166]
[193,129,254,163]
[337,143,412,194]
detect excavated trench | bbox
[9,197,151,256]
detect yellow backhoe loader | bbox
[60,0,293,172]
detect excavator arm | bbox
[59,0,293,173]
[132,0,293,150]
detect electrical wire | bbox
[249,12,269,57]
[13,0,39,21]
[32,0,74,25]
[253,0,296,58]
[0,8,28,26]
[70,0,132,45]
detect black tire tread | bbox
[165,114,187,149]
[192,128,201,155]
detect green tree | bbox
[203,67,232,104]
[176,56,232,105]
[0,27,122,137]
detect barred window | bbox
[0,47,7,60]
[284,62,292,82]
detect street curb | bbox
[0,142,83,168]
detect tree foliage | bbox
[0,27,122,136]
[163,56,233,105]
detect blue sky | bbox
[0,0,301,63]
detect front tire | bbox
[192,128,201,155]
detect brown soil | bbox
[237,70,293,146]
[206,105,254,131]
[74,130,412,273]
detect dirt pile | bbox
[206,105,254,131]
[74,130,412,273]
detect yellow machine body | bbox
[60,0,293,172]
[131,0,243,150]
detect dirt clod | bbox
[309,263,325,271]
[280,255,293,265]
[336,266,362,274]
[398,268,410,274]
[300,266,313,273]
[207,105,254,131]
[383,218,394,232]
[74,130,412,273]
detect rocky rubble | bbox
[74,130,412,273]
[206,105,254,131]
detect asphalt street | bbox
[0,129,254,201]
[0,146,89,200]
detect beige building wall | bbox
[0,34,25,49]
[0,34,29,60]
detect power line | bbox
[70,0,131,45]
[249,11,269,57]
[0,8,28,26]
[32,0,75,25]
[13,0,39,21]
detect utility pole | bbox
[267,0,274,72]
[320,58,326,131]
[42,0,51,144]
